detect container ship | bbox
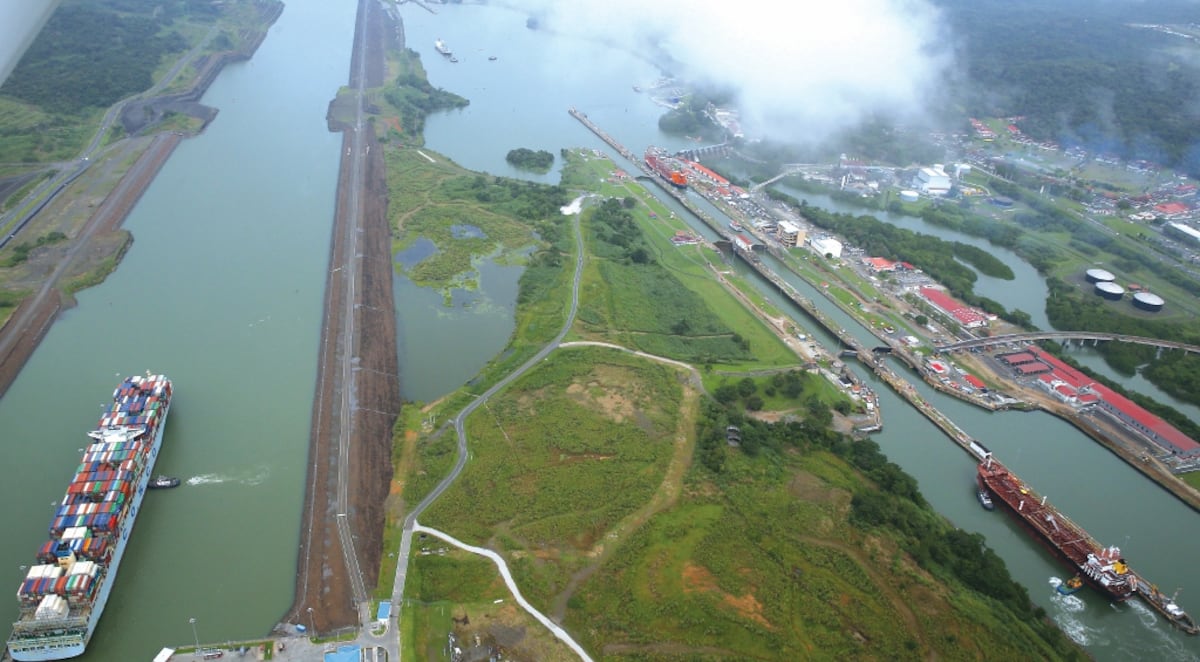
[7,374,173,661]
[645,148,688,189]
[977,457,1134,601]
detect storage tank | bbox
[899,190,919,203]
[1132,291,1165,312]
[1094,281,1125,300]
[1085,268,1116,283]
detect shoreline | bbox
[0,3,285,400]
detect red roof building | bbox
[998,351,1037,365]
[964,374,986,390]
[1028,347,1200,458]
[864,257,899,272]
[1154,201,1190,218]
[919,287,993,328]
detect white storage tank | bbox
[1132,291,1165,312]
[1095,281,1125,300]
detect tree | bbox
[737,377,757,397]
[915,314,929,326]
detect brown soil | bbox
[279,0,398,633]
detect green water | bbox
[0,1,355,658]
[400,5,1199,658]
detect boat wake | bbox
[186,466,270,487]
[1047,577,1103,647]
[1126,600,1200,661]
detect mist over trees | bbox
[936,0,1200,174]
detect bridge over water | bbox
[936,331,1200,355]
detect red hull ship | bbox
[977,458,1133,601]
[645,148,688,189]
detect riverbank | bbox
[0,3,285,400]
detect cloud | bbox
[514,0,952,142]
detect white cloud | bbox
[515,0,951,142]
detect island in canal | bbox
[504,147,554,173]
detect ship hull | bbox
[8,378,171,661]
[978,462,1132,602]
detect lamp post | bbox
[306,607,316,638]
[189,617,200,653]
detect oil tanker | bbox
[977,457,1134,601]
[7,374,173,660]
[645,148,688,189]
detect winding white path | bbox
[412,523,596,662]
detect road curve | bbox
[412,523,595,662]
[391,198,588,658]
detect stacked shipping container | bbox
[12,375,172,620]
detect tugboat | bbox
[148,475,180,489]
[1056,576,1084,595]
[974,486,993,510]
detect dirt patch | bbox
[722,592,772,629]
[681,562,718,593]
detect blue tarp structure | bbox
[325,644,360,662]
[376,600,391,621]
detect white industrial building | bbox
[776,220,804,247]
[809,236,843,259]
[913,165,952,196]
[1166,221,1200,247]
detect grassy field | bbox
[402,550,581,661]
[385,127,1083,659]
[421,346,686,606]
[566,151,795,370]
[563,447,1077,661]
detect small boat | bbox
[729,222,743,232]
[976,486,994,510]
[632,85,641,92]
[1057,576,1084,595]
[149,475,180,489]
[488,56,497,61]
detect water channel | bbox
[0,1,355,658]
[0,1,1194,660]
[404,4,1200,659]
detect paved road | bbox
[389,198,588,659]
[0,27,216,247]
[337,0,371,628]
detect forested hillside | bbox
[0,0,207,113]
[938,0,1200,174]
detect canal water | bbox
[0,1,356,659]
[403,4,1200,660]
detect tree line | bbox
[0,2,192,114]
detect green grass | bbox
[564,447,1077,660]
[566,151,794,370]
[1182,472,1200,491]
[422,346,683,606]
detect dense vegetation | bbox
[504,147,553,172]
[0,1,195,114]
[937,0,1200,174]
[381,50,468,141]
[568,399,1084,660]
